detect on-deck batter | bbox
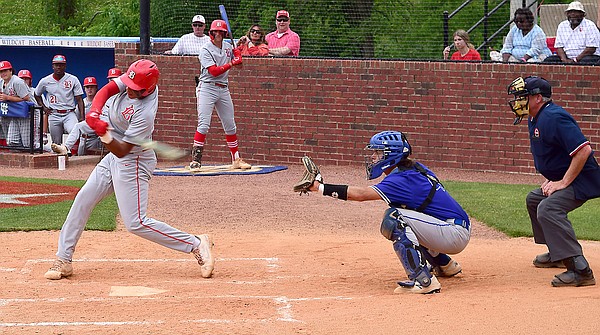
[189,19,251,171]
[44,59,215,280]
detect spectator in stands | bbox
[494,7,551,62]
[34,54,85,146]
[443,30,482,61]
[0,61,31,148]
[236,24,269,56]
[543,1,600,65]
[107,67,122,80]
[265,10,300,56]
[166,15,211,55]
[51,77,102,156]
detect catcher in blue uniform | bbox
[293,131,471,294]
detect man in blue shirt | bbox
[508,76,599,287]
[300,131,471,294]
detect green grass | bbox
[444,181,600,241]
[0,176,117,232]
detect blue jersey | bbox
[370,162,469,223]
[529,101,600,200]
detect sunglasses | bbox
[250,29,261,34]
[192,23,204,27]
[276,18,289,22]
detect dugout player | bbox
[303,131,471,294]
[44,59,215,280]
[508,76,599,287]
[189,19,251,171]
[34,55,85,146]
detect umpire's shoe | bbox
[44,258,73,280]
[533,252,566,268]
[192,234,215,278]
[551,255,595,287]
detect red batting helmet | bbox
[52,54,67,63]
[120,59,160,97]
[18,69,32,79]
[107,67,122,79]
[210,19,228,33]
[83,77,97,87]
[0,61,13,71]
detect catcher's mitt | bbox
[293,156,323,195]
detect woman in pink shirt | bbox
[236,24,269,56]
[443,30,481,61]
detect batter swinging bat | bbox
[218,4,236,55]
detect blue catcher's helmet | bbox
[365,131,412,180]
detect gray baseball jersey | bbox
[35,73,83,110]
[2,75,30,99]
[198,41,233,85]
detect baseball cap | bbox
[18,69,32,79]
[0,60,12,70]
[107,67,123,79]
[565,1,585,13]
[276,10,290,18]
[192,15,206,23]
[83,76,97,87]
[52,54,67,63]
[524,76,552,98]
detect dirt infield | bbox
[1,162,600,334]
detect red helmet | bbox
[83,76,97,87]
[120,59,160,97]
[210,19,228,33]
[0,60,13,71]
[18,69,32,79]
[107,67,122,79]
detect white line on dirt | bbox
[0,321,159,327]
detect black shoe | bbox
[533,252,566,268]
[551,269,595,287]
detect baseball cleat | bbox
[433,259,462,277]
[51,143,69,155]
[189,161,201,171]
[533,252,566,268]
[394,275,441,294]
[551,269,595,287]
[44,258,73,280]
[192,234,215,278]
[232,158,251,170]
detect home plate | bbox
[109,286,168,297]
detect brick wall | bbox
[115,43,600,174]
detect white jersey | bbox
[555,18,600,58]
[35,73,83,110]
[198,41,233,84]
[171,33,210,55]
[104,78,157,153]
[2,75,30,100]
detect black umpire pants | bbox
[526,186,587,262]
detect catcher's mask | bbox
[365,131,411,180]
[507,76,552,125]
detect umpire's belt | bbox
[203,82,227,88]
[53,109,74,114]
[447,218,470,230]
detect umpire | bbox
[508,76,600,287]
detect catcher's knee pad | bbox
[380,207,408,241]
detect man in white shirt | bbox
[166,15,211,55]
[543,1,600,65]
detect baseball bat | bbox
[218,4,236,57]
[135,138,187,160]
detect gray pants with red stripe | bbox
[55,150,197,261]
